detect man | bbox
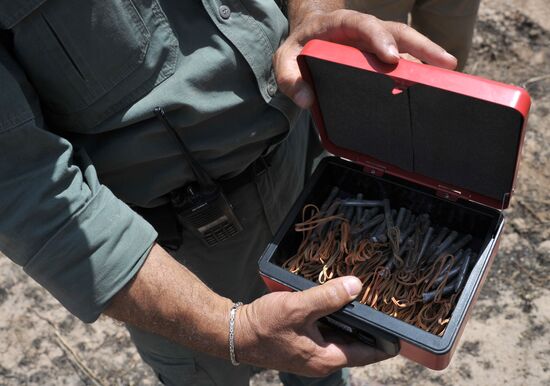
[0,1,456,385]
[346,0,481,69]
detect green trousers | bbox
[347,0,481,69]
[126,112,348,386]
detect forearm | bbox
[104,243,233,359]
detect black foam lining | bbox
[308,58,413,171]
[306,57,523,202]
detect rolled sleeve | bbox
[24,185,157,322]
[0,42,157,322]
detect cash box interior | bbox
[258,40,530,370]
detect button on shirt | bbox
[0,0,300,322]
[219,4,231,19]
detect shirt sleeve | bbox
[0,44,158,323]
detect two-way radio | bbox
[154,107,243,247]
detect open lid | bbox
[298,40,531,210]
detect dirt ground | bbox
[1,0,549,385]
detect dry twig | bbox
[31,311,107,386]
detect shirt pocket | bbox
[9,0,178,130]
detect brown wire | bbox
[282,201,464,336]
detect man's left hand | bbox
[274,1,458,108]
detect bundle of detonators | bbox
[283,187,476,336]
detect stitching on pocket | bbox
[0,0,47,29]
[35,0,153,107]
[124,0,152,64]
[40,13,86,81]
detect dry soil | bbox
[1,0,548,385]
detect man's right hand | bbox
[106,245,390,377]
[236,276,391,376]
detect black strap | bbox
[134,149,278,250]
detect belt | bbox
[134,147,279,250]
[219,150,276,193]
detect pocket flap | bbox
[0,0,48,29]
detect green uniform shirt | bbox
[0,0,299,322]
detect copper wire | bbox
[282,202,465,336]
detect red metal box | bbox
[258,40,531,370]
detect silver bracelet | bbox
[229,302,243,366]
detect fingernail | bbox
[294,88,312,109]
[388,45,400,60]
[445,51,456,60]
[444,50,457,62]
[343,277,362,297]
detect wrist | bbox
[232,303,261,365]
[188,294,234,359]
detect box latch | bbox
[362,161,386,177]
[436,185,461,202]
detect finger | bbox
[399,52,422,64]
[338,12,401,64]
[384,21,457,69]
[273,43,314,109]
[307,322,392,373]
[317,322,357,346]
[294,276,362,322]
[324,341,393,368]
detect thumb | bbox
[294,276,363,322]
[273,42,315,109]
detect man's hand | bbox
[106,245,388,377]
[235,276,391,376]
[275,2,458,108]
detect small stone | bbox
[511,217,528,232]
[500,232,520,252]
[536,240,550,256]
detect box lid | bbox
[297,40,531,209]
